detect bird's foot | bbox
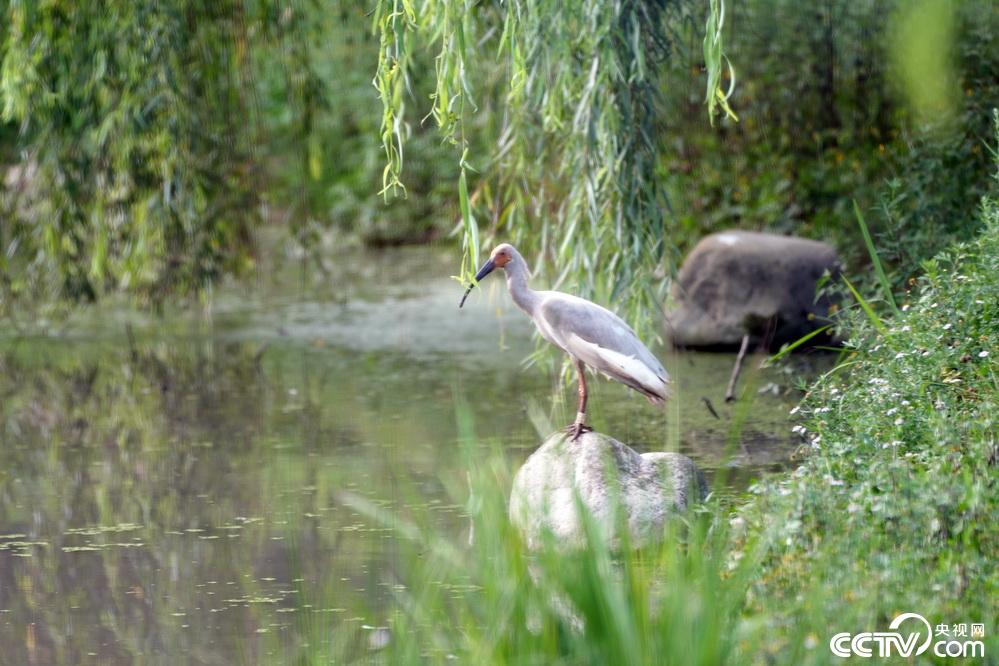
[565,421,593,441]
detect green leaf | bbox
[853,199,898,315]
[459,167,479,281]
[766,325,833,365]
[843,275,886,334]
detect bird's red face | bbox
[458,243,517,308]
[491,246,513,268]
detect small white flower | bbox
[894,417,904,426]
[789,405,800,415]
[901,304,910,312]
[901,325,911,332]
[942,323,952,330]
[791,425,807,435]
[885,407,898,416]
[894,352,906,359]
[980,350,990,358]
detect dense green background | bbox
[1,0,996,317]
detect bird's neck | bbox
[505,261,539,315]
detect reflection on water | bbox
[0,245,824,663]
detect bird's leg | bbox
[566,359,593,441]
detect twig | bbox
[725,334,751,403]
[125,323,139,364]
[701,397,720,420]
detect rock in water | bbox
[509,431,707,550]
[666,230,841,349]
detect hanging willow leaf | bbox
[0,0,257,309]
[374,0,735,343]
[458,167,479,278]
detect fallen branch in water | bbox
[725,334,751,403]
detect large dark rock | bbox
[666,230,841,349]
[509,431,706,550]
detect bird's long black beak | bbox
[459,259,496,308]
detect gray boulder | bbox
[666,230,841,349]
[509,431,706,550]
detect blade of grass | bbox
[853,199,899,315]
[765,324,833,365]
[843,274,886,334]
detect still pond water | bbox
[0,245,820,664]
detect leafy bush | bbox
[742,191,998,659]
[0,1,257,308]
[247,1,460,249]
[0,1,460,314]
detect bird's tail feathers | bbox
[632,375,670,406]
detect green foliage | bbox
[744,198,999,659]
[890,0,959,124]
[375,0,997,345]
[375,0,735,340]
[249,0,458,250]
[660,0,999,284]
[0,1,257,309]
[703,0,738,124]
[0,1,459,314]
[1,0,995,329]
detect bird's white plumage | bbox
[528,291,669,403]
[566,333,668,399]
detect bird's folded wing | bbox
[566,333,668,399]
[539,294,669,378]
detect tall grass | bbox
[342,427,775,665]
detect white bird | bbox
[460,243,670,440]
